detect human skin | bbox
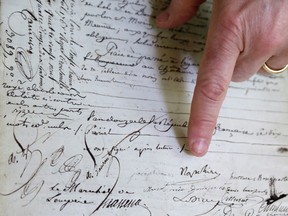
[156,0,288,156]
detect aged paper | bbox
[0,0,288,215]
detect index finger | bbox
[188,12,242,156]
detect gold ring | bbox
[263,63,288,74]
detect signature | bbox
[0,121,48,205]
[266,177,288,205]
[83,115,167,215]
[7,9,39,81]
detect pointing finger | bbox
[188,7,243,156]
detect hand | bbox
[156,0,288,156]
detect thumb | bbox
[156,0,205,29]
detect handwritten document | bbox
[0,0,288,215]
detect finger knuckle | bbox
[196,118,217,130]
[218,11,244,51]
[221,8,242,33]
[198,79,227,102]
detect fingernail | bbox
[189,139,208,156]
[156,11,170,23]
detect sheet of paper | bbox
[1,0,288,215]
